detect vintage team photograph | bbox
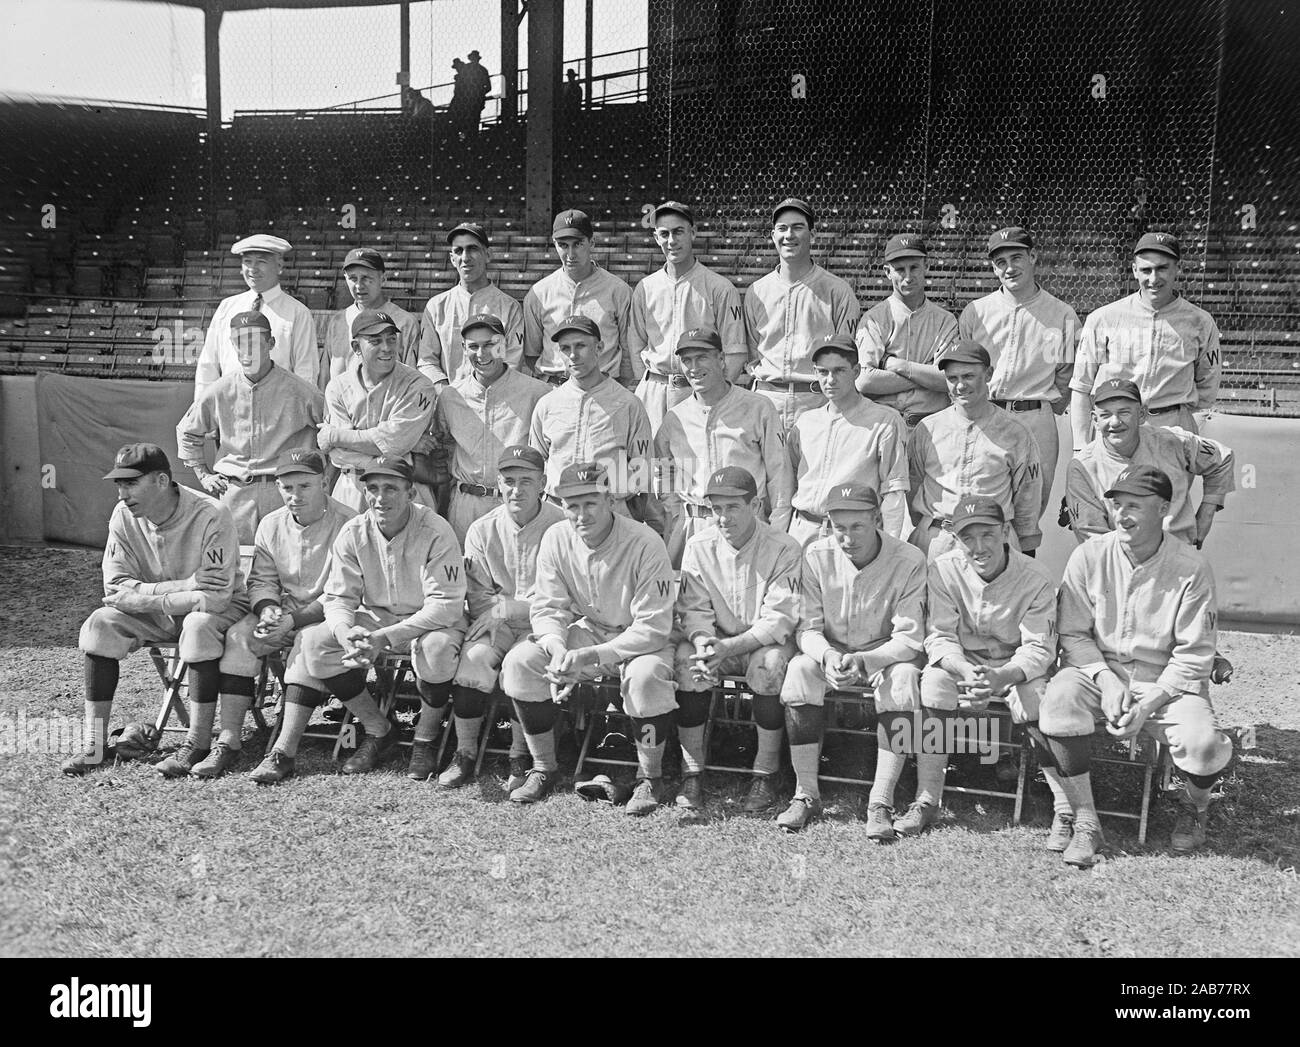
[1,0,1296,971]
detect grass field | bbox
[2,546,1297,958]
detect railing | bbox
[0,93,205,116]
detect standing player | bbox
[908,341,1043,558]
[1070,231,1221,449]
[194,234,319,396]
[289,457,466,776]
[1037,466,1234,866]
[523,209,633,386]
[652,326,792,566]
[414,446,566,790]
[628,201,747,430]
[500,463,677,812]
[778,484,927,834]
[418,222,524,387]
[784,335,910,545]
[63,444,248,777]
[746,198,861,430]
[176,310,325,543]
[319,308,437,511]
[431,314,551,545]
[324,248,421,380]
[960,227,1079,516]
[855,234,957,432]
[675,467,803,816]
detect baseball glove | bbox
[108,722,161,761]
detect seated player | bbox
[64,444,248,777]
[408,445,565,792]
[500,463,677,811]
[289,457,467,776]
[1037,465,1234,867]
[778,483,927,835]
[916,499,1059,835]
[675,467,802,816]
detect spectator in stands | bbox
[404,85,434,123]
[449,59,472,137]
[194,235,319,398]
[466,49,492,130]
[562,69,585,122]
[325,248,420,380]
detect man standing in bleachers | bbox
[324,248,421,380]
[194,234,319,397]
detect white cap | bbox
[231,234,292,256]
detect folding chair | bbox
[940,701,1031,825]
[326,653,454,767]
[700,675,761,776]
[1086,731,1168,844]
[572,679,641,778]
[817,687,880,787]
[473,688,516,775]
[148,644,269,740]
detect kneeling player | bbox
[778,483,927,834]
[674,467,802,815]
[500,463,677,810]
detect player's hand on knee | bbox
[1107,702,1149,739]
[1098,671,1129,725]
[557,646,599,678]
[199,473,229,497]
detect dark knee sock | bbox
[675,692,709,774]
[327,668,369,702]
[84,653,119,702]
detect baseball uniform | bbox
[176,363,326,543]
[856,295,958,427]
[325,299,421,380]
[418,284,524,385]
[524,264,634,383]
[195,285,320,397]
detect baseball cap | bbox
[675,326,723,354]
[231,234,291,256]
[1134,231,1181,260]
[654,200,695,225]
[360,456,415,483]
[937,339,992,369]
[342,247,385,273]
[552,209,594,239]
[554,461,609,499]
[274,449,327,478]
[497,445,546,473]
[812,333,859,364]
[825,482,880,513]
[987,227,1034,256]
[951,497,1006,533]
[230,310,271,333]
[551,314,601,342]
[446,222,490,249]
[351,309,399,338]
[773,197,816,227]
[1092,377,1143,405]
[1105,465,1174,502]
[884,234,927,262]
[703,466,758,500]
[104,443,171,480]
[461,313,505,338]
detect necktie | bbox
[252,293,263,312]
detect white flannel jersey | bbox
[433,367,552,487]
[788,398,909,516]
[855,295,957,419]
[627,262,747,379]
[745,264,861,384]
[959,286,1078,403]
[523,265,634,380]
[418,283,525,384]
[323,360,436,472]
[247,499,357,612]
[529,376,654,497]
[463,501,566,626]
[323,299,422,380]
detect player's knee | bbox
[415,630,460,683]
[453,644,500,693]
[1174,727,1234,779]
[624,654,671,694]
[745,646,790,695]
[780,654,824,705]
[500,641,549,700]
[78,608,131,658]
[298,623,339,679]
[920,664,960,710]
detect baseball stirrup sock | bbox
[84,653,119,703]
[416,679,452,707]
[870,715,913,807]
[677,724,705,775]
[329,669,368,702]
[751,691,784,731]
[187,700,217,749]
[85,700,112,756]
[342,689,390,736]
[631,714,672,779]
[284,684,323,708]
[274,702,315,757]
[453,715,483,757]
[788,743,821,801]
[188,660,221,704]
[915,752,948,807]
[1051,769,1100,831]
[413,703,446,743]
[451,684,488,719]
[217,694,253,749]
[753,726,784,777]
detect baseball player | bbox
[288,457,466,776]
[960,227,1079,516]
[176,310,325,543]
[418,222,524,386]
[319,308,437,511]
[324,248,421,380]
[1070,231,1222,449]
[418,445,566,791]
[523,209,634,385]
[778,483,927,834]
[674,466,803,815]
[63,444,248,777]
[652,326,792,566]
[746,198,862,430]
[529,315,655,520]
[428,313,551,545]
[855,234,958,431]
[628,200,747,431]
[1037,465,1234,866]
[194,234,319,397]
[908,340,1043,558]
[915,499,1060,836]
[500,462,677,811]
[784,334,910,545]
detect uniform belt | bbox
[683,501,712,519]
[903,412,928,428]
[456,481,499,498]
[539,371,569,386]
[222,473,277,484]
[992,398,1045,413]
[645,370,693,388]
[1146,403,1185,415]
[928,517,951,530]
[795,507,824,524]
[758,378,821,395]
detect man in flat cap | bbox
[195,234,319,397]
[855,233,958,433]
[746,198,861,431]
[524,209,634,387]
[177,309,325,543]
[418,222,524,387]
[325,247,421,380]
[1070,231,1222,450]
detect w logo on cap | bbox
[688,329,701,338]
[840,486,854,498]
[578,466,600,481]
[899,238,911,246]
[999,230,1010,240]
[511,448,526,457]
[1154,233,1169,242]
[963,502,977,514]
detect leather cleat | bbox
[742,773,780,814]
[504,756,530,794]
[340,722,400,775]
[321,696,347,722]
[575,773,623,803]
[249,749,296,784]
[1062,824,1107,868]
[61,748,107,777]
[509,768,552,804]
[437,752,476,789]
[1170,800,1209,854]
[865,802,897,842]
[157,741,209,779]
[406,740,438,781]
[191,742,239,779]
[674,773,704,813]
[625,777,666,817]
[776,794,822,832]
[1045,811,1075,852]
[893,800,939,837]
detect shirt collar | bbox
[252,285,285,307]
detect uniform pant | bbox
[634,374,692,433]
[1006,402,1060,519]
[218,612,310,682]
[753,385,827,432]
[673,639,793,696]
[1146,403,1199,435]
[453,617,531,693]
[787,512,827,548]
[331,471,438,513]
[501,622,677,718]
[79,600,248,664]
[780,650,921,710]
[920,660,1047,724]
[1040,666,1233,777]
[448,486,502,548]
[217,477,285,545]
[291,615,466,688]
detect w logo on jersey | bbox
[443,564,460,582]
[1027,462,1040,480]
[205,548,224,566]
[418,393,431,411]
[655,579,673,598]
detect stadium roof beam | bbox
[526,0,562,234]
